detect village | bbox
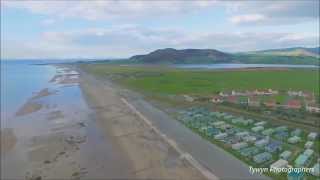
[178,107,320,178]
[210,89,320,114]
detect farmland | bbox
[80,64,319,96]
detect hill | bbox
[129,48,319,65]
[249,47,320,57]
[130,48,233,64]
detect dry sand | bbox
[80,72,207,179]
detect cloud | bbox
[3,0,218,21]
[2,25,318,59]
[228,0,319,25]
[230,14,266,25]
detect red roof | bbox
[287,100,301,108]
[227,96,237,103]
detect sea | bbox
[0,60,70,128]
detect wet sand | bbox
[2,66,133,179]
[1,128,17,153]
[80,71,209,179]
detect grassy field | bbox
[80,64,319,96]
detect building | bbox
[311,163,320,176]
[240,147,259,157]
[254,121,267,126]
[262,128,275,136]
[235,131,249,138]
[270,159,288,169]
[226,96,238,104]
[248,97,260,107]
[264,100,277,108]
[275,126,288,132]
[306,103,320,113]
[243,135,257,143]
[274,131,289,140]
[291,129,302,136]
[305,141,314,149]
[212,121,225,128]
[288,136,301,144]
[265,142,282,153]
[232,142,248,150]
[308,132,318,140]
[255,138,269,147]
[212,96,223,103]
[251,126,264,132]
[286,99,302,109]
[280,150,292,160]
[214,133,228,140]
[294,149,313,167]
[253,152,272,164]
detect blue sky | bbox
[1,0,319,59]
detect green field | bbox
[80,64,319,97]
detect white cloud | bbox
[2,26,318,59]
[227,0,319,25]
[230,14,266,25]
[3,0,218,21]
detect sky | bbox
[1,0,319,59]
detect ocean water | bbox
[1,60,57,126]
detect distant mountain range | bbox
[129,47,319,65]
[249,47,320,58]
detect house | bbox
[291,129,302,136]
[235,131,249,139]
[248,97,260,107]
[305,141,314,149]
[232,142,248,150]
[212,121,225,128]
[219,91,229,97]
[240,147,259,157]
[214,133,228,140]
[265,142,282,153]
[280,150,292,160]
[262,128,275,136]
[226,96,238,104]
[288,90,307,97]
[238,96,248,105]
[253,152,272,164]
[294,154,309,167]
[251,126,264,132]
[308,132,318,140]
[275,126,288,132]
[306,103,320,113]
[288,136,301,144]
[212,96,223,103]
[243,135,257,143]
[255,138,269,147]
[270,159,288,169]
[295,149,313,167]
[254,121,267,126]
[274,131,289,140]
[286,99,302,109]
[183,95,194,102]
[311,163,320,176]
[264,100,277,108]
